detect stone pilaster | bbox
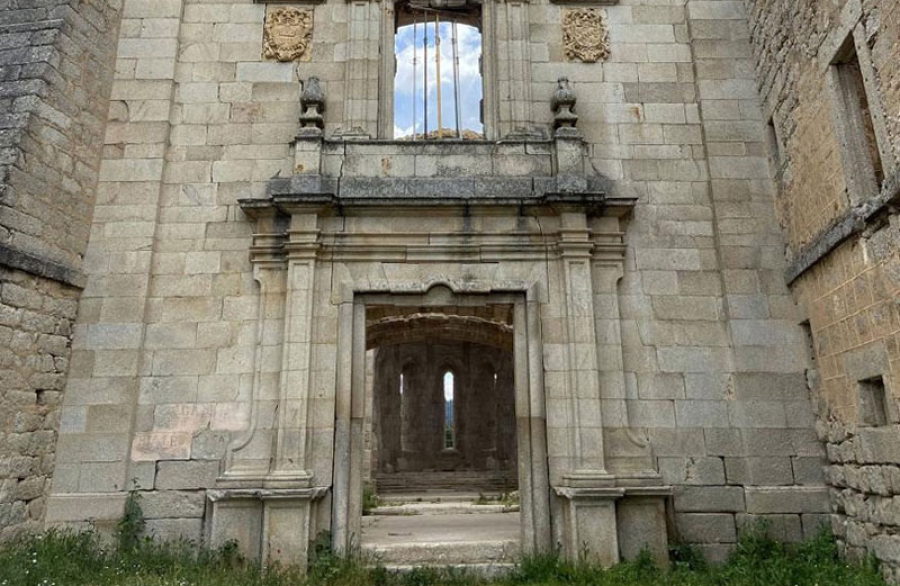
[339,0,381,139]
[494,0,534,137]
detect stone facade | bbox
[0,0,871,572]
[35,0,833,567]
[745,0,900,580]
[0,0,121,539]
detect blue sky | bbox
[394,22,483,138]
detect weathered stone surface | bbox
[674,486,745,513]
[675,513,737,543]
[140,491,205,519]
[0,0,122,541]
[744,0,900,575]
[0,266,80,536]
[2,0,842,570]
[744,487,831,514]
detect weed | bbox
[115,490,146,554]
[0,516,888,586]
[669,542,708,572]
[473,491,519,507]
[363,484,380,516]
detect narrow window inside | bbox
[832,38,885,193]
[394,0,483,140]
[859,376,888,427]
[399,371,410,452]
[766,118,781,173]
[443,370,455,449]
[800,321,819,390]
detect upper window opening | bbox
[393,0,483,140]
[830,36,885,197]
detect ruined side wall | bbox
[745,0,900,579]
[0,0,121,538]
[0,267,78,538]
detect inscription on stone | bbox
[264,7,314,62]
[562,8,610,63]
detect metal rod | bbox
[435,13,443,139]
[423,18,428,139]
[452,20,461,139]
[412,17,418,141]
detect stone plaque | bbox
[562,8,610,63]
[264,7,313,62]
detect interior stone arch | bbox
[367,309,517,490]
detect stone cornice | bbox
[0,243,85,289]
[786,167,900,284]
[241,190,635,220]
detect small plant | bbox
[669,541,708,572]
[362,484,380,515]
[115,489,146,553]
[474,491,519,507]
[500,491,520,508]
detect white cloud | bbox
[394,124,414,139]
[393,22,483,137]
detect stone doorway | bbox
[217,187,669,568]
[331,287,552,563]
[360,304,521,566]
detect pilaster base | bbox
[206,486,328,569]
[554,480,671,567]
[616,487,671,566]
[555,483,623,566]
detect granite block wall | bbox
[746,0,900,579]
[41,0,828,562]
[0,0,122,538]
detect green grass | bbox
[0,524,887,586]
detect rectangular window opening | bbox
[393,0,484,140]
[858,375,888,427]
[832,37,885,195]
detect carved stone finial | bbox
[264,7,313,62]
[552,77,579,132]
[562,8,610,63]
[299,77,325,135]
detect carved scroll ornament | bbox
[264,7,314,62]
[562,8,610,63]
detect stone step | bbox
[362,539,520,566]
[370,501,520,515]
[377,492,481,505]
[378,563,516,578]
[361,511,521,566]
[376,471,516,493]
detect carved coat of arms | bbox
[562,8,610,63]
[264,8,314,62]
